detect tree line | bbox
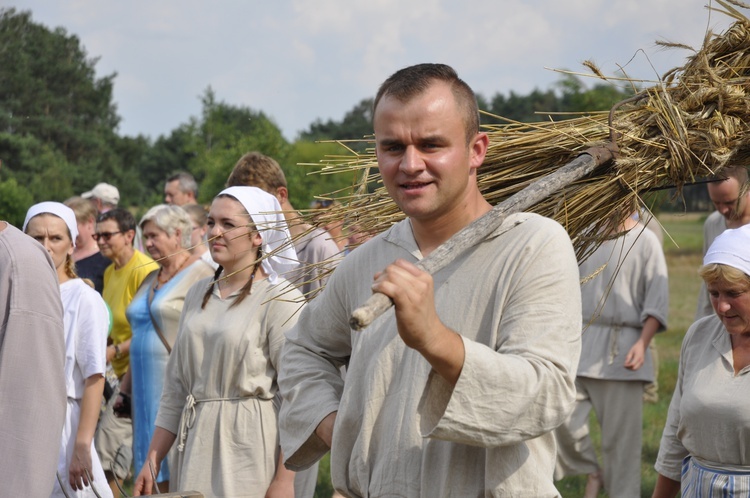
[0,8,707,228]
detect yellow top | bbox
[102,250,158,377]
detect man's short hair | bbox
[97,208,136,233]
[225,152,287,194]
[166,171,199,198]
[373,63,480,144]
[64,196,98,224]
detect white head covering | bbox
[218,186,298,283]
[704,224,750,276]
[23,201,80,248]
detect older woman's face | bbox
[142,220,181,262]
[25,214,73,272]
[708,279,750,335]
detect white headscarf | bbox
[23,201,80,248]
[219,186,298,283]
[704,224,750,276]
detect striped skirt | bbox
[682,456,750,496]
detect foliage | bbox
[0,177,33,227]
[299,98,374,143]
[188,88,290,203]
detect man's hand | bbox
[372,259,465,385]
[315,412,337,448]
[372,259,442,351]
[624,339,647,370]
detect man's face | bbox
[164,180,193,206]
[374,81,485,226]
[76,216,96,248]
[708,178,744,221]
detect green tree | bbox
[0,8,125,205]
[188,88,290,202]
[0,177,34,227]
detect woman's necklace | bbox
[157,253,191,285]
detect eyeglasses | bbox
[93,231,122,242]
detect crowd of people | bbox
[0,63,749,498]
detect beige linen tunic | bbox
[655,315,750,480]
[155,277,303,497]
[0,222,66,496]
[577,224,669,382]
[695,211,727,320]
[279,213,582,497]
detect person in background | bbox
[226,152,340,304]
[164,171,198,206]
[117,204,214,492]
[309,199,347,252]
[94,208,159,497]
[653,224,750,496]
[0,219,66,497]
[695,166,750,319]
[23,202,112,498]
[134,187,302,497]
[82,183,120,214]
[65,196,111,294]
[182,203,218,270]
[278,63,581,497]
[554,209,668,498]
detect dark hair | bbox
[166,171,198,198]
[97,208,136,233]
[226,152,287,192]
[373,63,480,144]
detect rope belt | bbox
[176,393,255,452]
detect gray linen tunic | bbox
[695,211,727,320]
[155,276,303,497]
[655,315,750,480]
[577,224,669,382]
[279,213,582,497]
[0,222,66,496]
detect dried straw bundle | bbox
[305,0,750,261]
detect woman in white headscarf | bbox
[134,187,303,497]
[23,202,112,498]
[653,224,750,497]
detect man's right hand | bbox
[315,412,337,448]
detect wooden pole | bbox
[348,146,616,331]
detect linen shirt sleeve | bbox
[654,324,694,480]
[279,272,352,470]
[418,221,582,447]
[639,231,669,330]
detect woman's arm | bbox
[265,449,295,498]
[68,375,105,490]
[133,427,177,496]
[651,473,680,498]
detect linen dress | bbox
[52,278,112,498]
[655,315,750,493]
[279,213,582,497]
[155,276,303,497]
[126,260,214,483]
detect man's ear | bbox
[275,186,289,204]
[124,228,136,246]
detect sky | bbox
[8,1,741,142]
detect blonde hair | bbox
[699,263,750,289]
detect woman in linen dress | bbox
[117,204,214,491]
[134,187,303,497]
[23,202,112,498]
[653,224,750,497]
